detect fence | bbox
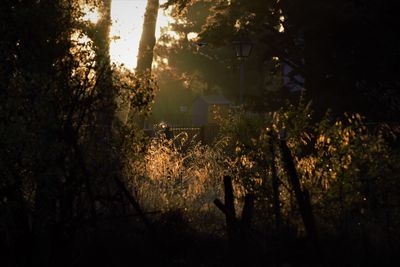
[170,125,220,145]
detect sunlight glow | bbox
[70,30,96,63]
[187,32,198,41]
[110,0,173,70]
[70,30,97,89]
[81,6,100,24]
[279,16,285,33]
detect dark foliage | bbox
[1,1,400,267]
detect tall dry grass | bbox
[123,130,239,230]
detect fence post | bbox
[279,138,319,249]
[200,126,205,144]
[268,131,282,231]
[219,175,240,259]
[214,176,254,266]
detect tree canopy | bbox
[158,0,400,120]
[1,1,400,266]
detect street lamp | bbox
[232,29,253,104]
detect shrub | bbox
[217,98,400,241]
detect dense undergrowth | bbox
[118,99,400,265]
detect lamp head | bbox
[232,29,253,58]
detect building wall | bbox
[192,99,208,126]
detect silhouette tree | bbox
[164,0,400,120]
[137,0,160,74]
[0,1,155,265]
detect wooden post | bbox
[200,126,206,144]
[214,176,254,266]
[268,131,282,231]
[223,176,237,247]
[279,138,318,247]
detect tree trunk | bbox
[136,0,160,74]
[95,0,113,144]
[134,0,159,127]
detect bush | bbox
[216,98,400,243]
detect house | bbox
[192,95,232,126]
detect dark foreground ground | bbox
[4,211,399,267]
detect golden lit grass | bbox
[124,132,236,229]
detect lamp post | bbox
[232,29,253,105]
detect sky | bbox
[109,0,172,70]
